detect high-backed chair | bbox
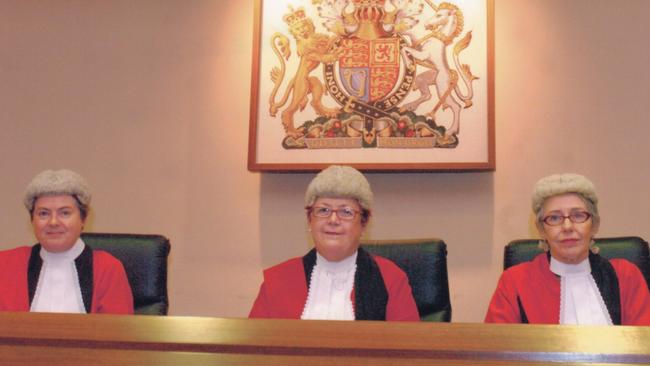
[81,232,171,315]
[362,238,451,322]
[504,236,650,289]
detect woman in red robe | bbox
[249,165,419,321]
[485,173,650,325]
[0,169,133,314]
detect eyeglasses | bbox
[541,211,592,226]
[310,206,360,220]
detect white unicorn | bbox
[400,2,478,136]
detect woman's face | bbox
[308,197,366,262]
[538,193,598,264]
[32,195,85,253]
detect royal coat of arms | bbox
[259,0,485,153]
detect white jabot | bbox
[30,239,87,313]
[550,256,612,325]
[301,251,357,320]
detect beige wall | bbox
[1,0,649,322]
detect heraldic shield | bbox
[323,34,423,148]
[338,37,401,104]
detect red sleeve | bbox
[612,259,650,325]
[0,247,31,312]
[91,251,134,314]
[484,270,521,323]
[249,281,271,318]
[375,256,420,322]
[248,258,308,319]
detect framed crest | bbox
[248,0,494,171]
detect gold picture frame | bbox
[248,0,494,171]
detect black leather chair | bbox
[81,232,171,315]
[362,238,451,322]
[504,236,650,289]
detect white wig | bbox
[24,169,91,212]
[531,173,598,215]
[304,165,373,210]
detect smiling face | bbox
[308,197,367,262]
[537,193,598,264]
[31,195,85,253]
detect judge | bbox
[485,173,650,325]
[249,165,419,321]
[0,169,133,314]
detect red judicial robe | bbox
[0,245,134,314]
[249,250,419,321]
[485,253,650,325]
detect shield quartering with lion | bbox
[337,37,401,105]
[320,34,420,149]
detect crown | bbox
[351,0,386,23]
[283,6,307,27]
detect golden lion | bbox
[268,8,342,138]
